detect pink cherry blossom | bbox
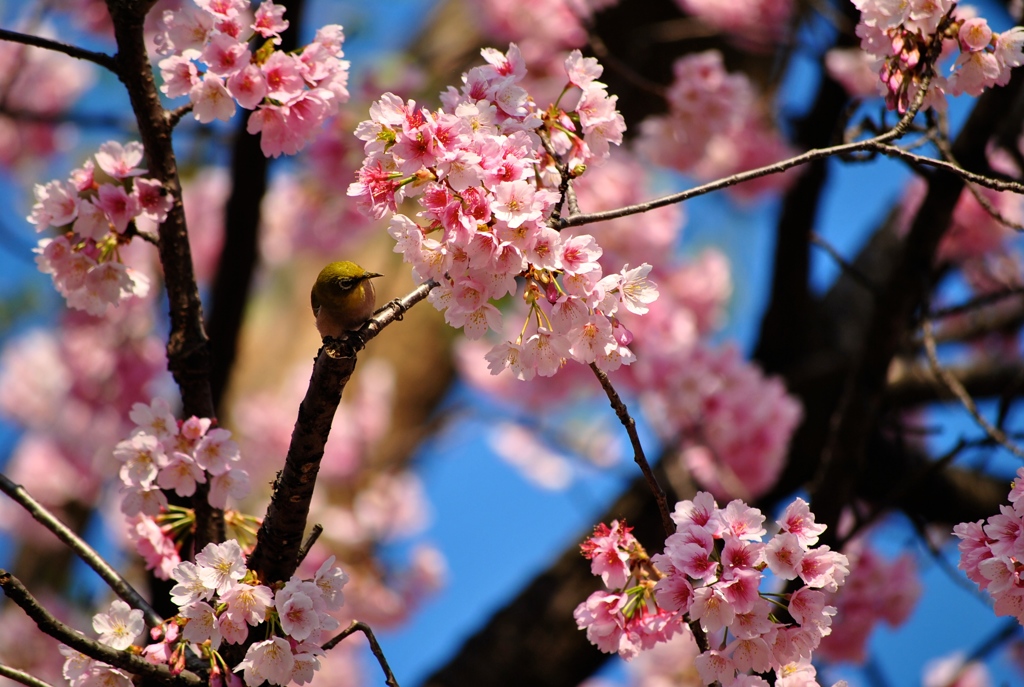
[578,494,848,674]
[195,539,247,594]
[156,452,206,496]
[253,1,289,39]
[95,141,146,179]
[580,520,637,589]
[170,561,213,607]
[191,72,236,122]
[129,515,181,580]
[29,180,79,229]
[181,601,222,649]
[960,18,993,52]
[159,55,199,98]
[92,600,144,650]
[235,637,294,686]
[95,183,141,234]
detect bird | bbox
[310,261,383,339]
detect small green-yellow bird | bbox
[311,261,383,338]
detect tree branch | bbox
[0,664,55,687]
[105,0,222,549]
[809,69,1024,546]
[323,621,400,687]
[886,358,1024,407]
[0,571,202,687]
[555,74,933,230]
[0,474,161,627]
[921,320,1024,458]
[247,282,437,583]
[207,0,306,415]
[865,141,1024,194]
[589,363,674,537]
[0,28,118,72]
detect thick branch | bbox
[105,0,221,548]
[810,70,1024,546]
[927,296,1024,346]
[0,571,201,687]
[207,0,306,414]
[755,23,854,373]
[886,358,1024,407]
[0,474,161,627]
[248,283,436,583]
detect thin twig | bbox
[589,363,674,537]
[0,571,201,686]
[921,320,1024,459]
[0,664,55,687]
[965,181,1024,230]
[167,103,194,129]
[295,523,323,568]
[556,70,988,230]
[538,132,578,224]
[322,621,400,687]
[928,287,1024,320]
[0,28,118,72]
[351,280,439,352]
[810,233,879,294]
[0,473,162,627]
[870,141,1024,195]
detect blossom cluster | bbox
[574,494,850,686]
[155,0,350,157]
[673,0,792,49]
[113,398,250,516]
[816,544,920,663]
[29,141,165,314]
[349,45,655,379]
[639,344,803,502]
[60,600,143,687]
[955,465,1024,625]
[0,40,95,167]
[852,0,1024,111]
[635,51,796,198]
[476,0,618,72]
[60,543,349,687]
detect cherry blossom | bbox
[956,466,1024,628]
[157,549,351,686]
[195,540,247,595]
[29,142,161,314]
[235,637,295,686]
[576,493,849,684]
[852,0,1024,110]
[350,46,649,380]
[155,0,350,157]
[91,600,144,651]
[635,51,795,198]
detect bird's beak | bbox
[365,272,383,279]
